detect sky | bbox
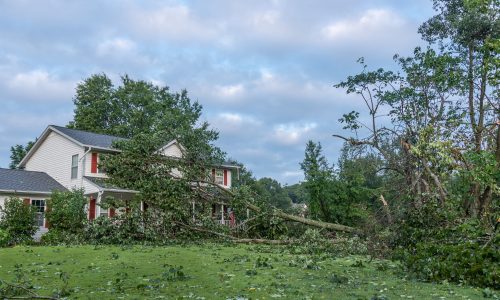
[0,0,434,184]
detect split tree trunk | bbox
[245,203,361,234]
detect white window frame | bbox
[99,205,108,218]
[31,199,46,227]
[71,154,79,179]
[215,170,224,185]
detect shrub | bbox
[392,201,499,289]
[40,228,85,245]
[45,189,87,233]
[83,212,144,244]
[0,197,37,244]
[0,228,10,247]
[402,240,499,288]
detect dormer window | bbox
[71,154,78,179]
[215,170,224,185]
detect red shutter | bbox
[212,169,215,182]
[223,170,228,186]
[89,197,96,220]
[91,153,98,173]
[109,208,115,218]
[23,198,30,205]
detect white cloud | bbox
[253,10,280,26]
[321,9,407,42]
[130,4,216,41]
[97,38,136,56]
[5,70,75,102]
[215,84,244,98]
[271,122,317,146]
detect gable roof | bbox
[0,168,67,194]
[50,125,127,149]
[19,125,128,168]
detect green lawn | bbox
[0,244,489,299]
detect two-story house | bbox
[0,125,238,234]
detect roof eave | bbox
[0,190,55,196]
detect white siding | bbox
[84,152,108,178]
[160,143,183,158]
[0,195,8,212]
[24,131,85,191]
[82,178,100,195]
[226,169,232,188]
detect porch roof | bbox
[84,176,138,194]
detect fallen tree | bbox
[197,180,361,234]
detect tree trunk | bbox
[245,203,361,234]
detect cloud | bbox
[129,4,217,42]
[97,38,136,57]
[214,84,245,99]
[0,0,433,183]
[271,122,317,146]
[3,70,75,103]
[319,8,419,53]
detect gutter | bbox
[0,190,54,196]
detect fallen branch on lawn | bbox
[0,279,59,300]
[175,221,291,244]
[194,180,362,234]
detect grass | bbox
[0,243,490,299]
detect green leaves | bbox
[45,189,87,233]
[0,197,37,245]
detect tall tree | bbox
[69,74,207,140]
[9,141,35,169]
[300,141,334,221]
[333,0,499,217]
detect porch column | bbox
[221,204,225,224]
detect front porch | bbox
[84,176,138,220]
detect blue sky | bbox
[0,0,434,184]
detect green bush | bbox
[0,228,10,247]
[0,197,37,244]
[402,240,499,288]
[392,201,499,289]
[83,212,144,244]
[45,189,87,233]
[40,228,85,245]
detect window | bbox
[215,170,224,185]
[99,205,108,218]
[71,154,78,179]
[31,199,45,227]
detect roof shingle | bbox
[0,168,67,193]
[50,125,127,149]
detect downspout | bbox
[80,147,92,189]
[97,190,104,216]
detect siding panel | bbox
[24,132,84,190]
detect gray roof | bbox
[0,168,67,193]
[84,176,136,193]
[50,125,127,150]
